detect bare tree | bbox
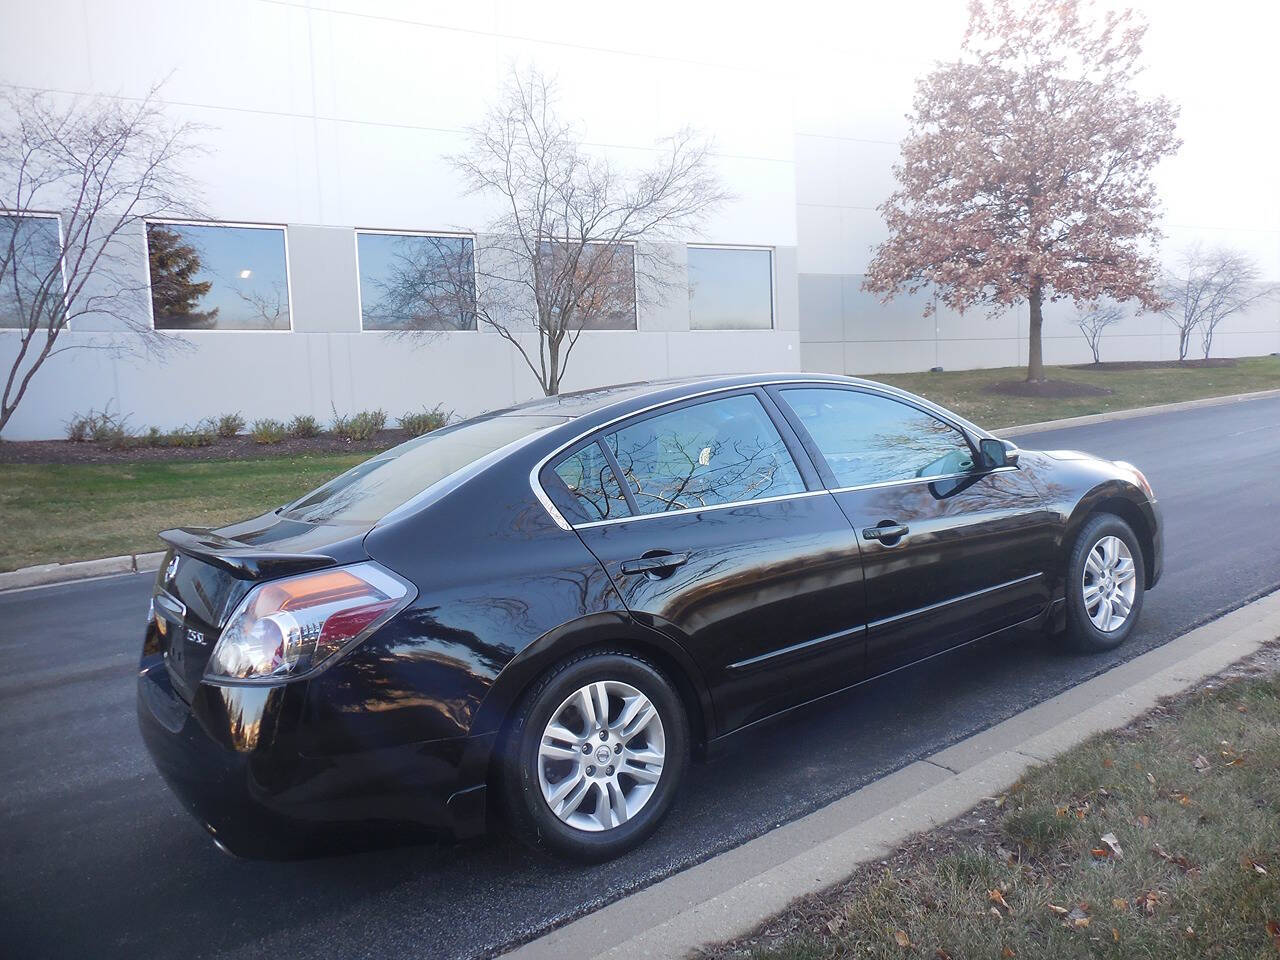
[447,69,729,396]
[1161,245,1273,361]
[1076,301,1124,364]
[0,86,200,434]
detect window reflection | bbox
[687,246,773,331]
[782,388,973,487]
[537,241,637,330]
[0,214,63,329]
[608,394,805,514]
[554,440,629,521]
[357,232,476,331]
[147,222,290,330]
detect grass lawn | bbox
[701,654,1280,960]
[871,354,1280,429]
[0,453,366,571]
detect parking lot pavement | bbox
[2,394,1278,960]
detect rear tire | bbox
[1063,513,1145,652]
[499,650,689,862]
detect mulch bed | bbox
[983,379,1113,398]
[0,430,407,465]
[1067,359,1239,371]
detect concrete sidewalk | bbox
[503,588,1280,960]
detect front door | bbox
[771,385,1057,675]
[542,389,868,732]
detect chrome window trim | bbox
[827,464,1020,496]
[573,489,830,529]
[528,377,999,532]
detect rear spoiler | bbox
[158,528,336,581]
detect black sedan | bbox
[137,373,1161,861]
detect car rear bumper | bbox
[136,657,494,857]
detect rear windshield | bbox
[280,414,568,524]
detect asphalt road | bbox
[3,395,1278,960]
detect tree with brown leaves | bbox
[864,0,1181,382]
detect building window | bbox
[538,241,637,330]
[357,232,476,331]
[687,246,773,331]
[1,214,64,330]
[146,222,290,330]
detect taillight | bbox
[205,562,413,683]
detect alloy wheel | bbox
[536,680,666,832]
[1082,534,1137,632]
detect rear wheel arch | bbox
[475,617,715,769]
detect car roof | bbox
[491,372,886,419]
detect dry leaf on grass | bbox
[989,889,1010,912]
[1047,903,1069,916]
[1100,832,1124,858]
[825,916,844,934]
[1192,754,1212,774]
[893,929,911,948]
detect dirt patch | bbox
[982,379,1113,398]
[0,430,406,465]
[1068,358,1240,371]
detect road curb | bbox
[0,550,164,592]
[996,386,1280,438]
[501,588,1280,960]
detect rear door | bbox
[770,385,1057,676]
[541,389,867,732]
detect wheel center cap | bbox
[595,746,612,765]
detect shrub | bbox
[250,419,288,444]
[66,407,133,445]
[288,414,320,438]
[398,405,451,437]
[332,408,386,442]
[142,426,165,447]
[215,412,245,438]
[166,420,217,448]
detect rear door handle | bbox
[862,523,909,542]
[620,552,690,576]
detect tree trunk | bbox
[1026,278,1045,382]
[546,339,560,396]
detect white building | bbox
[1,0,1276,440]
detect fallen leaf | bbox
[1266,920,1280,950]
[1185,926,1196,939]
[1177,793,1192,806]
[1135,814,1152,829]
[893,929,911,948]
[1237,704,1248,713]
[1146,772,1156,785]
[1073,917,1091,929]
[1001,948,1015,958]
[1055,804,1069,818]
[935,950,954,960]
[1112,927,1120,943]
[1101,832,1124,859]
[826,916,845,934]
[1047,904,1070,916]
[1193,754,1211,774]
[1102,757,1113,768]
[1091,848,1111,859]
[989,889,1010,912]
[989,907,1003,919]
[1112,898,1129,910]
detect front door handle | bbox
[862,522,909,542]
[620,552,690,577]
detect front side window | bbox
[553,440,630,522]
[357,232,476,331]
[607,393,805,515]
[1,214,64,329]
[147,222,290,330]
[537,241,637,330]
[687,246,773,331]
[781,388,974,488]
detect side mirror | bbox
[979,437,1020,469]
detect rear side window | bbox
[282,414,568,524]
[553,441,630,522]
[608,393,806,515]
[780,388,973,488]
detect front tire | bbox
[1063,513,1145,652]
[500,650,689,861]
